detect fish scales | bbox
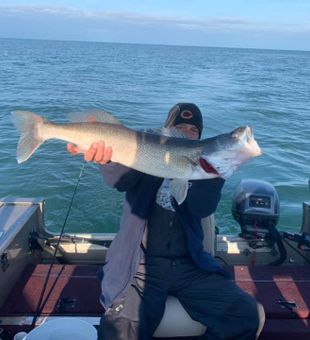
[134,132,205,178]
[42,122,139,168]
[11,110,262,204]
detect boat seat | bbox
[153,295,206,337]
[153,214,215,337]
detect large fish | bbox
[11,110,262,203]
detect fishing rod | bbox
[30,231,113,250]
[31,161,86,328]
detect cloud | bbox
[0,5,309,50]
[1,4,309,34]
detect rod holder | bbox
[300,201,310,234]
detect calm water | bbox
[0,38,309,234]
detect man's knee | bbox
[226,292,264,339]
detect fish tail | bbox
[11,111,45,163]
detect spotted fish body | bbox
[11,110,262,203]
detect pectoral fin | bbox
[169,179,189,205]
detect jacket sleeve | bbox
[100,162,144,192]
[186,178,225,218]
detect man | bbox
[68,103,265,339]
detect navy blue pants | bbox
[97,257,260,340]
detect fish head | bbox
[199,126,262,179]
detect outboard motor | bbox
[232,179,286,265]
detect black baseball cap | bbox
[164,103,203,138]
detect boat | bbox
[0,179,309,339]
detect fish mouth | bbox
[199,157,220,176]
[233,126,262,158]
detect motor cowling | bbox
[231,179,286,265]
[232,179,280,233]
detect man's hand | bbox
[67,142,113,165]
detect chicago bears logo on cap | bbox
[164,103,203,139]
[180,110,193,119]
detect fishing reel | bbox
[231,179,286,264]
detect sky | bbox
[0,0,310,50]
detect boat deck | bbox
[1,264,309,339]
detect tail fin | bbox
[11,111,45,163]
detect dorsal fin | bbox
[141,127,186,138]
[68,110,122,125]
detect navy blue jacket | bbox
[99,168,229,309]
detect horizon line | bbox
[1,36,309,53]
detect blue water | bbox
[0,38,309,234]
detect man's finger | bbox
[94,141,105,163]
[101,146,113,164]
[84,143,97,162]
[67,143,79,155]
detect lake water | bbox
[0,38,309,234]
